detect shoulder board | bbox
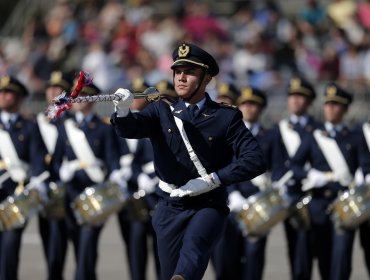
[219,103,238,110]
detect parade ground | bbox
[20,215,368,280]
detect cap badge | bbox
[219,83,229,94]
[290,78,301,91]
[178,43,190,58]
[0,76,10,87]
[327,85,336,97]
[242,87,252,98]
[51,71,62,84]
[157,81,167,92]
[133,78,144,90]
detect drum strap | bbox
[313,129,352,186]
[64,119,104,183]
[37,113,58,154]
[363,123,370,152]
[279,119,301,158]
[170,106,208,178]
[0,128,28,182]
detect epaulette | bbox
[219,102,238,110]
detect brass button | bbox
[18,134,24,141]
[208,136,213,141]
[168,128,172,133]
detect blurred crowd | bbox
[1,0,370,119]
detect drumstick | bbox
[275,170,294,188]
[46,70,161,119]
[25,171,50,189]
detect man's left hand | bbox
[170,174,220,197]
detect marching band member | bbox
[52,82,123,280]
[264,77,320,279]
[354,117,370,277]
[110,42,266,280]
[290,83,359,280]
[115,77,161,280]
[211,81,243,279]
[38,70,73,280]
[0,76,48,280]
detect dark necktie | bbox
[188,104,199,119]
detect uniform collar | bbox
[184,97,206,111]
[289,114,308,127]
[1,111,19,126]
[325,121,344,137]
[244,121,260,137]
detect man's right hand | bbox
[113,88,134,117]
[59,161,80,182]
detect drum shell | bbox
[238,189,289,237]
[0,189,42,231]
[289,195,312,230]
[41,182,65,219]
[71,182,127,226]
[330,184,370,229]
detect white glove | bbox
[307,169,329,188]
[137,173,158,194]
[119,166,132,181]
[113,88,134,117]
[170,174,220,197]
[272,181,287,194]
[28,178,49,203]
[109,169,128,193]
[59,160,80,182]
[365,174,370,185]
[228,191,246,212]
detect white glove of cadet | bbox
[28,177,49,203]
[59,160,80,183]
[137,173,158,194]
[228,190,246,212]
[365,174,370,185]
[113,88,134,117]
[170,174,220,198]
[109,169,128,193]
[307,169,329,188]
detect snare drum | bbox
[71,182,128,226]
[0,189,43,231]
[330,184,370,229]
[41,182,65,219]
[289,195,312,230]
[238,189,289,237]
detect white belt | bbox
[158,180,177,194]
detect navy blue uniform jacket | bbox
[111,94,266,202]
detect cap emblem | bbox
[178,43,190,58]
[0,76,10,87]
[327,85,337,97]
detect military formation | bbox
[0,42,369,280]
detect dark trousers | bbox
[152,201,228,280]
[294,196,355,280]
[65,196,103,280]
[0,227,24,280]
[360,221,370,278]
[47,219,68,280]
[129,219,160,280]
[212,214,267,280]
[211,216,244,280]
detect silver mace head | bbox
[133,87,161,102]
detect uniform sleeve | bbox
[104,124,121,173]
[216,111,266,185]
[357,127,370,176]
[289,134,312,181]
[30,122,48,176]
[111,103,160,139]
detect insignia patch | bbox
[174,110,183,114]
[290,78,301,91]
[178,43,190,58]
[219,83,229,94]
[327,85,336,97]
[51,71,62,84]
[0,76,10,87]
